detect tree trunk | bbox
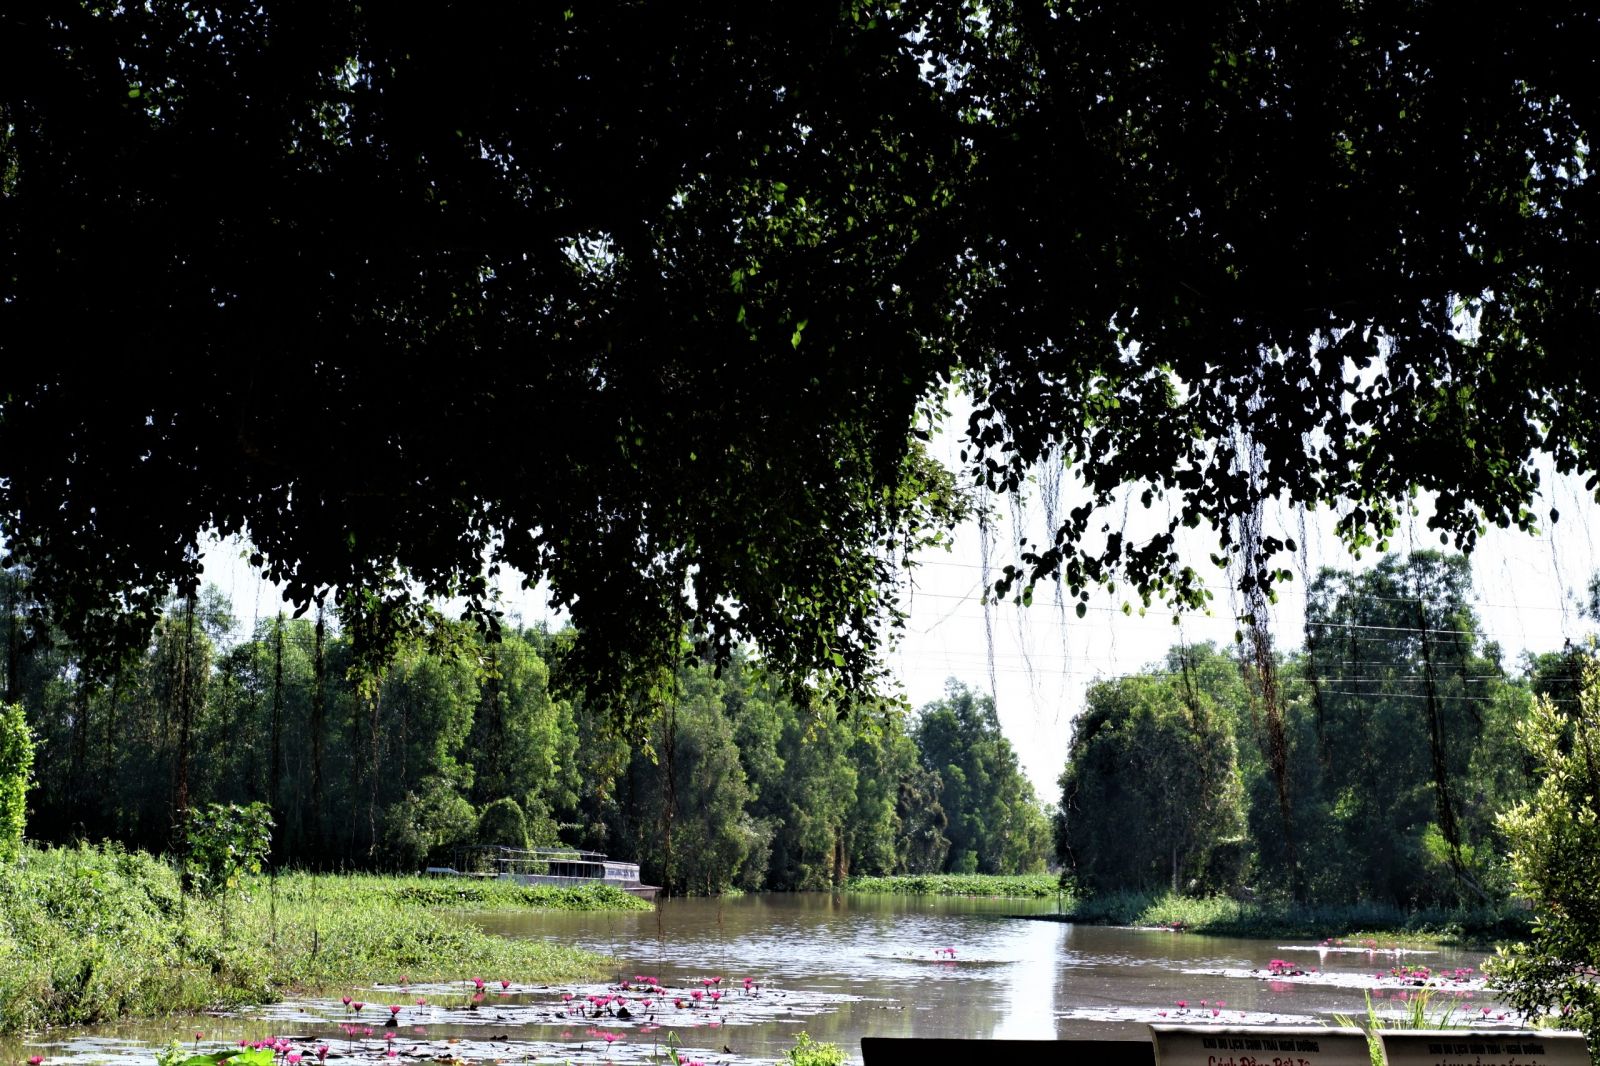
[309,606,326,859]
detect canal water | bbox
[10,894,1504,1066]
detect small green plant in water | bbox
[785,1032,846,1066]
[663,1031,710,1066]
[1336,988,1464,1066]
[156,1045,274,1066]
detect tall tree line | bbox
[1,571,1049,891]
[1059,551,1543,907]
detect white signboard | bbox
[1379,1029,1590,1066]
[1152,1025,1372,1066]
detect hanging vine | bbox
[173,589,198,850]
[269,613,285,860]
[1230,422,1299,899]
[1413,597,1470,894]
[309,602,326,855]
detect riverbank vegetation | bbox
[844,873,1059,898]
[1053,890,1529,945]
[0,844,618,1034]
[1058,551,1560,918]
[3,575,1052,897]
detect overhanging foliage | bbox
[2,3,1596,702]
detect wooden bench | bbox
[1378,1030,1590,1066]
[861,1037,1156,1066]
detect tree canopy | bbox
[3,3,1597,701]
[1057,552,1538,907]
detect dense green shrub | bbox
[0,701,32,864]
[844,873,1060,898]
[1492,658,1600,1052]
[785,1032,846,1066]
[186,802,273,897]
[477,796,530,849]
[382,776,477,870]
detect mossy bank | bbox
[0,844,646,1034]
[843,873,1060,898]
[1041,890,1531,946]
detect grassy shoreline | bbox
[0,845,642,1034]
[842,874,1529,946]
[842,873,1061,898]
[1046,890,1531,946]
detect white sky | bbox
[884,389,1600,798]
[200,407,1600,803]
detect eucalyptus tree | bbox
[1293,552,1534,904]
[915,682,1050,875]
[1060,666,1247,894]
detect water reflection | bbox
[5,895,1502,1065]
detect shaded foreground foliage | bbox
[3,4,1599,724]
[0,845,616,1034]
[1490,658,1600,1051]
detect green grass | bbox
[287,871,656,912]
[0,844,636,1034]
[842,873,1061,898]
[1336,988,1468,1066]
[1057,890,1531,945]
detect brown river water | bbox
[6,893,1505,1066]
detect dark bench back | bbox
[861,1037,1156,1066]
